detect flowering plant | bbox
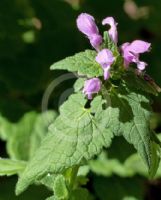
[1,13,161,200]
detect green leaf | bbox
[29,111,58,158]
[149,140,160,177]
[77,166,90,177]
[123,70,160,96]
[50,50,103,78]
[39,174,56,191]
[7,112,38,161]
[0,115,14,141]
[70,188,94,200]
[89,151,133,177]
[16,93,114,195]
[109,88,153,170]
[103,31,119,57]
[6,111,57,161]
[0,158,26,176]
[73,78,85,92]
[53,175,69,200]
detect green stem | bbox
[68,165,79,190]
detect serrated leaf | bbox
[0,158,26,176]
[109,88,153,169]
[149,140,160,178]
[50,50,103,78]
[54,175,69,200]
[89,134,161,179]
[16,93,114,195]
[103,31,119,57]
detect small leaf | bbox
[73,78,85,92]
[103,31,119,57]
[54,175,69,200]
[39,174,56,191]
[0,158,26,176]
[50,50,103,78]
[16,93,114,195]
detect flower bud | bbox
[77,13,99,37]
[83,78,101,99]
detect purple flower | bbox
[76,13,102,50]
[77,13,98,37]
[96,49,115,80]
[102,17,118,44]
[121,40,151,70]
[83,78,101,99]
[89,34,103,51]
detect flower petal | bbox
[103,67,110,80]
[102,17,118,44]
[83,78,101,99]
[128,40,151,54]
[137,61,147,71]
[96,49,115,69]
[89,34,102,51]
[77,13,99,37]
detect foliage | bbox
[1,0,161,200]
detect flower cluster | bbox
[76,13,151,99]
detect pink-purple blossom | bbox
[121,40,151,70]
[102,17,118,44]
[96,49,115,80]
[76,13,152,99]
[83,78,101,99]
[76,13,102,50]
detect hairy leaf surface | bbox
[0,159,26,176]
[50,50,103,77]
[16,93,114,194]
[109,89,153,169]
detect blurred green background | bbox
[0,0,161,199]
